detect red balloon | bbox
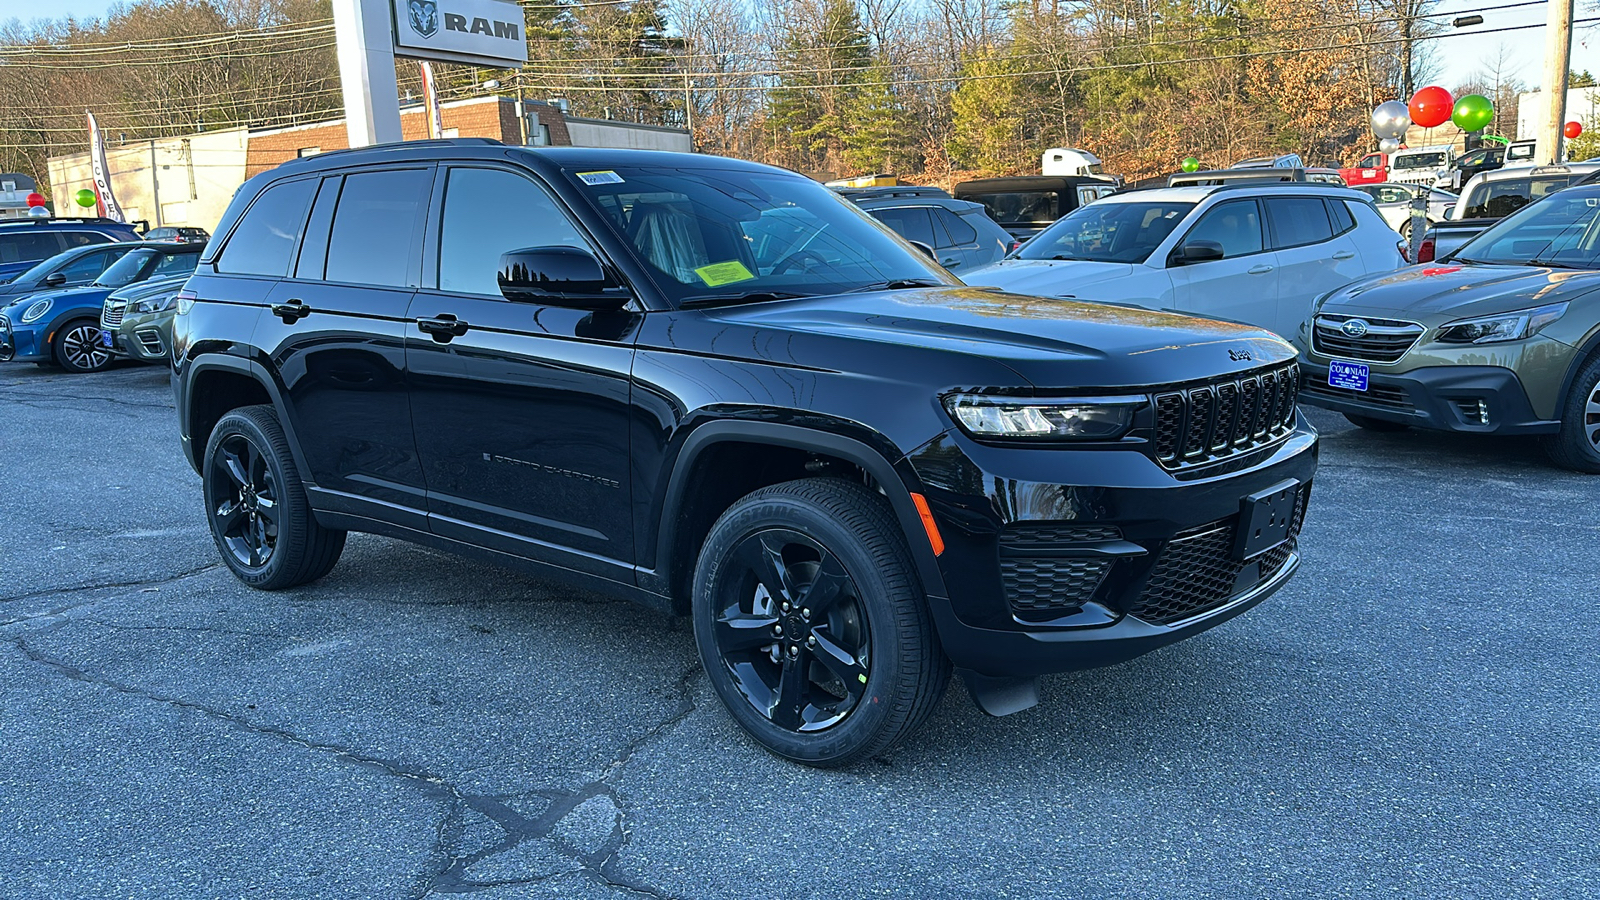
[1408,86,1454,129]
[1566,120,1584,139]
[24,192,45,208]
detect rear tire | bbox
[1344,413,1409,432]
[1542,354,1600,473]
[691,477,949,767]
[203,404,346,589]
[52,318,112,373]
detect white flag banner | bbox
[420,62,444,140]
[86,111,125,223]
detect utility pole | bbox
[150,139,163,227]
[1540,0,1576,164]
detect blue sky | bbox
[0,0,1593,94]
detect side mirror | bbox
[1173,240,1225,265]
[43,272,67,287]
[907,240,936,260]
[498,246,629,311]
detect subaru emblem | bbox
[407,0,438,37]
[1341,318,1370,338]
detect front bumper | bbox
[907,421,1319,677]
[0,314,46,362]
[1298,362,1557,434]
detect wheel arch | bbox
[1553,326,1600,418]
[647,419,948,616]
[181,354,309,480]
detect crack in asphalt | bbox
[0,564,222,623]
[8,606,702,900]
[0,387,175,410]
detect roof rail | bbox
[834,185,951,200]
[278,137,506,167]
[0,215,136,228]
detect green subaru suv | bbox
[1299,182,1600,472]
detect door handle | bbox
[270,298,311,323]
[1247,264,1274,275]
[416,314,470,343]
[1333,250,1356,260]
[939,257,961,268]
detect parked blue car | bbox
[0,216,142,283]
[0,241,203,372]
[0,242,136,306]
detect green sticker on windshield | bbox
[694,260,755,287]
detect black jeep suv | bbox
[173,140,1318,766]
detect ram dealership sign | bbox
[391,0,528,68]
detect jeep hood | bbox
[1322,263,1600,323]
[706,286,1293,390]
[961,258,1138,298]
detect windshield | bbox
[567,166,952,306]
[1394,153,1446,169]
[967,191,1058,225]
[1452,190,1600,268]
[94,248,199,288]
[1016,200,1194,263]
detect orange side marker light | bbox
[909,492,945,557]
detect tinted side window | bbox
[1184,200,1263,258]
[1467,178,1571,219]
[1326,199,1356,235]
[438,167,588,296]
[1266,197,1335,249]
[870,207,937,248]
[934,208,977,246]
[0,232,62,264]
[152,251,201,278]
[218,178,316,276]
[326,168,432,287]
[59,250,113,282]
[62,231,110,248]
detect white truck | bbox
[1389,145,1455,186]
[1041,148,1108,178]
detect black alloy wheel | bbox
[692,477,949,767]
[53,318,112,373]
[711,528,872,733]
[202,405,346,589]
[1544,354,1600,473]
[207,432,280,569]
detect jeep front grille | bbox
[1312,315,1423,363]
[1153,363,1298,469]
[1130,483,1310,626]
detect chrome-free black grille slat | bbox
[1153,362,1299,470]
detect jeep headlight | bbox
[1434,302,1568,344]
[19,298,51,323]
[944,394,1141,440]
[132,293,179,314]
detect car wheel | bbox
[52,318,112,373]
[691,477,949,767]
[1344,413,1409,432]
[203,404,347,589]
[1542,354,1600,473]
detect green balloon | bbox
[75,188,96,208]
[1451,94,1493,133]
[1181,156,1200,173]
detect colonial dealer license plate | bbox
[1328,359,1369,391]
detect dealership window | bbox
[297,146,321,158]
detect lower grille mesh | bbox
[1001,557,1111,612]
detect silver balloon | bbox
[1371,100,1411,140]
[1377,137,1401,154]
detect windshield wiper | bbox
[1528,259,1588,269]
[679,290,809,308]
[846,278,944,292]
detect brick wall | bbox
[244,97,538,178]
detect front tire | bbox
[52,318,112,373]
[1344,412,1409,432]
[691,477,949,767]
[203,405,346,589]
[1543,354,1600,473]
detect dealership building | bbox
[47,95,689,232]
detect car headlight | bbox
[1434,302,1568,345]
[19,298,51,324]
[131,293,178,314]
[944,394,1141,440]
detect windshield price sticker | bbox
[577,171,625,185]
[694,261,756,287]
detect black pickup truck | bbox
[172,140,1318,765]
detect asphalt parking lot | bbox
[2,362,1597,900]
